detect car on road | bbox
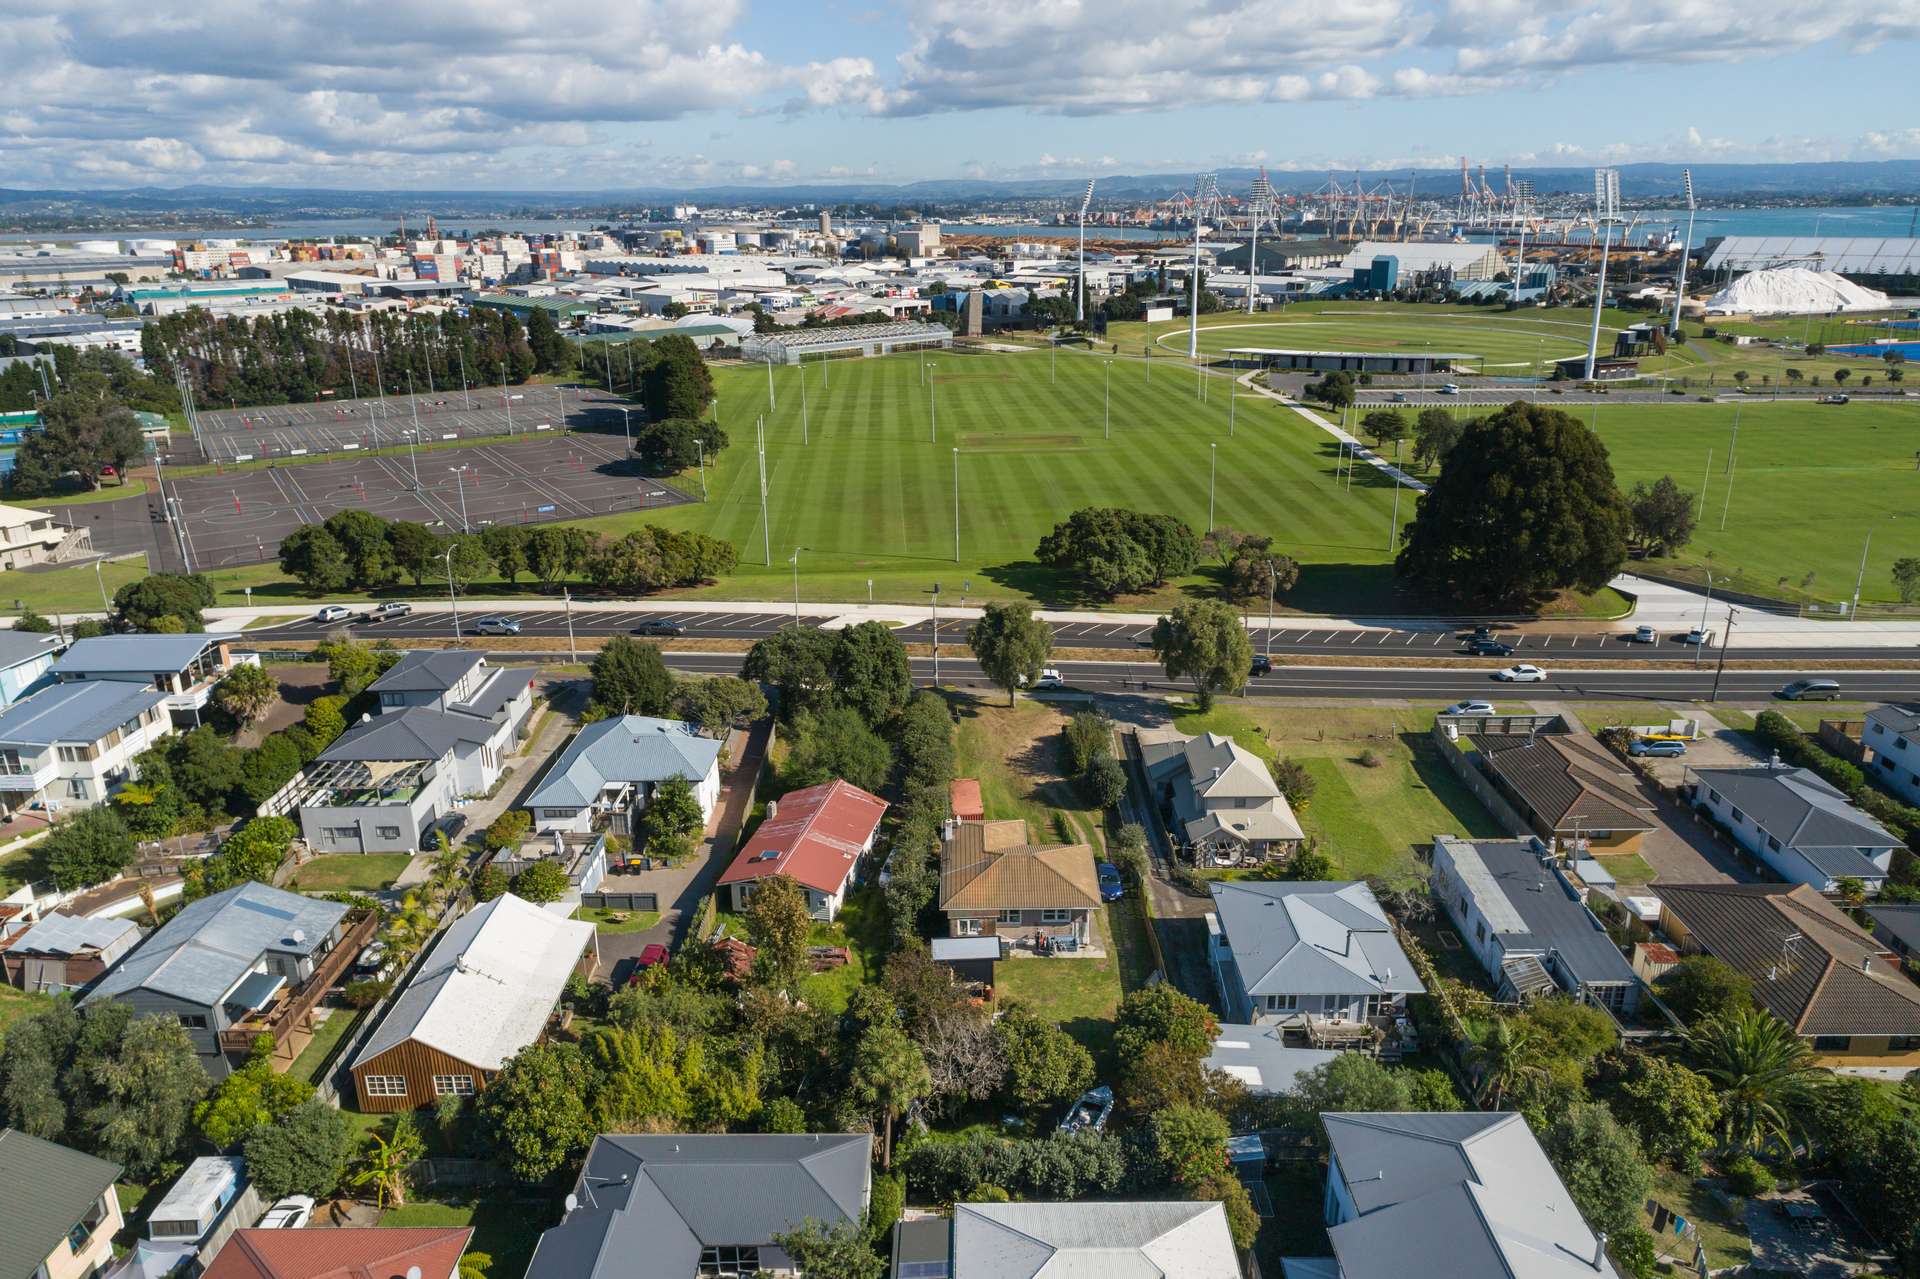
[1025,668,1065,690]
[363,602,413,622]
[1444,700,1496,716]
[1629,738,1687,757]
[259,1196,316,1230]
[1819,394,1851,405]
[1681,628,1711,646]
[1097,862,1125,902]
[1464,638,1514,656]
[632,618,685,637]
[1388,392,1407,402]
[1439,383,1462,395]
[1630,625,1657,643]
[1250,653,1271,676]
[313,605,351,623]
[471,616,521,636]
[1778,678,1841,701]
[627,943,670,984]
[1494,664,1547,682]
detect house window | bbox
[1730,807,1745,824]
[699,1247,760,1277]
[997,909,1021,925]
[177,1014,208,1029]
[1766,834,1782,852]
[1899,738,1909,752]
[57,744,97,762]
[955,918,981,936]
[1707,788,1722,805]
[432,1074,476,1096]
[1321,995,1342,1014]
[1889,1036,1920,1052]
[1883,757,1898,771]
[1812,1036,1853,1052]
[66,779,87,799]
[325,827,357,842]
[363,1075,408,1097]
[1040,909,1072,924]
[1264,994,1299,1012]
[1474,920,1487,942]
[377,826,402,839]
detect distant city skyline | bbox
[5,0,1916,191]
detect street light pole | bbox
[766,356,776,412]
[501,364,514,436]
[456,344,471,409]
[442,547,462,644]
[952,447,961,563]
[1104,362,1111,440]
[1720,406,1740,531]
[563,586,578,663]
[1264,559,1276,661]
[695,438,708,501]
[1710,608,1737,702]
[1228,377,1236,438]
[1852,520,1893,621]
[800,368,809,446]
[450,465,471,533]
[1387,472,1404,551]
[931,585,940,687]
[929,368,937,443]
[790,548,801,624]
[1208,443,1217,531]
[618,406,632,456]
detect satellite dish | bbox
[407,1268,422,1279]
[565,1193,579,1214]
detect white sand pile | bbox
[1707,266,1890,315]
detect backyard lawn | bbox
[1172,703,1504,887]
[0,985,53,1040]
[796,889,885,1015]
[0,844,39,893]
[287,853,416,893]
[380,1197,556,1279]
[950,694,1106,850]
[995,910,1128,1069]
[1645,1168,1751,1273]
[289,1005,365,1084]
[574,906,663,934]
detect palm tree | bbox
[1467,1018,1544,1109]
[1685,1006,1826,1153]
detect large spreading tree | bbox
[967,603,1055,704]
[1395,400,1630,608]
[1150,600,1252,712]
[1036,508,1200,598]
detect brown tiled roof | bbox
[1475,733,1655,835]
[1656,882,1920,1037]
[939,820,1102,911]
[203,1228,472,1279]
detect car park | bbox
[313,605,351,623]
[1495,665,1547,682]
[1443,700,1496,716]
[1629,738,1686,757]
[1097,863,1125,902]
[632,618,685,637]
[472,616,521,635]
[258,1196,316,1230]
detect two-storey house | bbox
[51,632,254,727]
[0,680,172,823]
[1143,730,1303,865]
[0,629,60,709]
[0,504,81,571]
[1863,705,1920,808]
[0,1128,123,1279]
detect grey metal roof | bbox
[526,1134,871,1279]
[0,681,169,747]
[85,882,346,1010]
[1324,1112,1617,1279]
[0,1128,121,1279]
[7,912,138,957]
[1695,764,1901,877]
[1702,235,1920,275]
[1866,704,1920,736]
[1869,903,1920,954]
[452,667,534,719]
[525,716,721,809]
[1205,1023,1338,1095]
[0,629,59,670]
[1209,880,1424,999]
[951,1201,1239,1279]
[368,650,486,695]
[317,706,493,763]
[1434,837,1637,989]
[51,632,237,676]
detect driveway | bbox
[1118,721,1221,1011]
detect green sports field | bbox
[1124,304,1604,373]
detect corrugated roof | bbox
[525,716,721,809]
[6,912,138,957]
[0,629,59,670]
[950,778,984,822]
[0,681,169,747]
[1702,236,1920,274]
[0,1128,121,1279]
[1694,764,1901,877]
[1868,903,1920,954]
[1434,837,1637,989]
[202,1228,473,1279]
[1866,705,1920,736]
[1658,882,1920,1036]
[85,883,347,1009]
[717,779,887,896]
[352,892,594,1073]
[368,649,485,694]
[1209,880,1424,999]
[452,667,534,719]
[52,632,237,675]
[938,822,1101,912]
[317,705,494,763]
[1206,1023,1339,1095]
[952,1201,1238,1279]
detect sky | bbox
[4,0,1919,191]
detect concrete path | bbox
[1235,369,1430,492]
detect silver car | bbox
[472,616,521,636]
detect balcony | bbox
[0,759,55,793]
[217,909,379,1067]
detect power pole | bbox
[1710,609,1737,702]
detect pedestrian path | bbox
[1236,370,1429,492]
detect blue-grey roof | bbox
[1434,837,1637,988]
[0,681,168,747]
[51,631,237,676]
[8,912,138,957]
[318,706,494,763]
[1869,903,1920,954]
[1206,1024,1338,1095]
[1209,880,1424,999]
[369,649,486,694]
[85,882,347,1010]
[1696,764,1902,878]
[0,629,59,670]
[527,1135,871,1279]
[525,716,721,809]
[452,667,534,719]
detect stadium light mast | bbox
[1188,173,1214,359]
[1076,179,1095,325]
[1670,168,1697,337]
[1584,167,1622,381]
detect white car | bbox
[1630,625,1657,643]
[1022,668,1065,690]
[1443,700,1496,716]
[1439,383,1462,395]
[313,605,351,623]
[259,1195,316,1229]
[1494,664,1547,683]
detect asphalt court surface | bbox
[159,431,692,569]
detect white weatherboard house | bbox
[1863,706,1920,808]
[1692,762,1902,894]
[1208,879,1423,1029]
[525,715,722,835]
[1143,730,1303,864]
[0,680,173,822]
[51,632,254,726]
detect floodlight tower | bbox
[1669,168,1697,337]
[1188,172,1217,359]
[1076,178,1096,324]
[1584,167,1623,381]
[1246,167,1277,314]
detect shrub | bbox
[1723,1153,1776,1197]
[1357,747,1383,768]
[341,979,390,1008]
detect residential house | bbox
[0,503,82,570]
[526,1134,872,1279]
[1309,1112,1618,1279]
[1206,1023,1339,1095]
[718,779,887,920]
[84,882,375,1078]
[1143,730,1303,864]
[0,913,140,993]
[0,1128,122,1279]
[929,1201,1241,1279]
[525,715,722,836]
[1429,835,1642,1015]
[1863,705,1920,807]
[1691,762,1902,893]
[51,632,254,726]
[202,1229,473,1279]
[1868,902,1920,960]
[1657,882,1920,1064]
[1206,880,1424,1044]
[349,892,597,1111]
[1471,731,1657,853]
[0,680,173,822]
[937,819,1102,948]
[368,650,536,733]
[0,629,60,708]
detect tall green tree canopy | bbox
[114,573,215,632]
[967,603,1054,705]
[1036,507,1200,598]
[1150,600,1252,712]
[590,636,677,717]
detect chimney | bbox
[1863,956,1873,974]
[1592,1233,1607,1271]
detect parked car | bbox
[1630,625,1657,643]
[1250,653,1272,676]
[627,943,670,984]
[313,605,351,623]
[632,618,685,637]
[1097,863,1125,902]
[1443,700,1496,716]
[1681,628,1711,646]
[1778,678,1841,701]
[1469,625,1496,641]
[258,1196,316,1230]
[1630,738,1687,757]
[471,616,521,636]
[1495,664,1547,682]
[1059,1084,1115,1135]
[1464,638,1514,656]
[364,601,412,622]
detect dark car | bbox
[632,619,685,637]
[1465,638,1515,656]
[1097,862,1125,902]
[1470,625,1496,641]
[1250,654,1272,676]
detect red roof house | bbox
[951,778,985,823]
[717,779,888,921]
[202,1228,472,1279]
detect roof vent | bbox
[1862,956,1873,974]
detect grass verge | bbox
[288,853,416,893]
